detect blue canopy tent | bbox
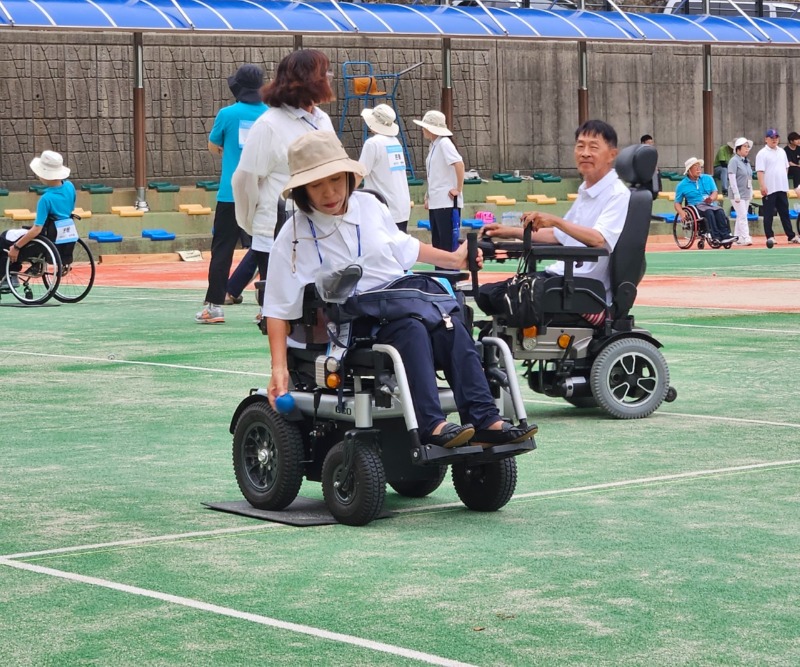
[3,0,799,202]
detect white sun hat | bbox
[412,110,453,137]
[30,150,70,180]
[734,137,753,150]
[361,104,399,137]
[683,156,704,174]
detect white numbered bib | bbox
[238,120,255,148]
[53,218,79,244]
[386,144,406,172]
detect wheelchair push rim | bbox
[4,236,62,305]
[672,216,696,249]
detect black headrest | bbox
[614,144,658,187]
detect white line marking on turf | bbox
[0,349,269,378]
[0,558,476,667]
[642,321,800,334]
[1,524,288,561]
[393,459,800,514]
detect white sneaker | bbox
[791,236,800,244]
[195,304,225,324]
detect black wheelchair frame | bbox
[230,234,537,527]
[480,143,677,420]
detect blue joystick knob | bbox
[275,393,295,414]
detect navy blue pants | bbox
[375,317,499,439]
[762,191,796,241]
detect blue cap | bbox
[765,128,780,138]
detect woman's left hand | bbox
[7,245,19,262]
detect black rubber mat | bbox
[203,498,392,526]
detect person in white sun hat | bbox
[413,110,464,257]
[727,137,754,245]
[2,150,77,284]
[358,104,411,232]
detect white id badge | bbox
[386,144,406,172]
[238,120,255,148]
[53,218,79,244]
[326,321,351,361]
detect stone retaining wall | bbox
[2,30,799,189]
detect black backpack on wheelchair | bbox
[482,143,677,419]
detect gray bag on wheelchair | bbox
[342,274,462,331]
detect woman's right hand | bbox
[267,367,290,410]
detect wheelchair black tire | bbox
[4,236,62,305]
[52,238,95,303]
[322,442,386,526]
[388,465,447,498]
[673,217,696,249]
[589,337,670,419]
[451,458,517,512]
[232,402,304,511]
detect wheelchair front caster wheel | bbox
[665,386,678,403]
[388,465,447,498]
[697,239,705,249]
[452,458,517,512]
[322,442,386,526]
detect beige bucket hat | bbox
[412,110,453,137]
[282,131,366,199]
[683,156,704,174]
[361,104,399,137]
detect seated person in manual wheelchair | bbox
[674,156,736,248]
[230,131,537,526]
[474,120,676,419]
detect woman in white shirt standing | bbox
[727,137,754,246]
[232,49,335,318]
[414,110,464,254]
[358,104,411,232]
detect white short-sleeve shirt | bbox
[755,144,790,194]
[425,136,464,210]
[234,105,333,249]
[264,191,421,321]
[548,168,631,303]
[358,134,412,224]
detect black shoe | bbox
[472,421,538,448]
[428,422,475,449]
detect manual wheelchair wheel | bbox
[673,217,696,249]
[232,401,304,511]
[452,458,517,512]
[388,466,447,498]
[322,442,386,526]
[52,238,95,303]
[5,237,61,305]
[590,338,670,419]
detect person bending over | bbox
[264,131,537,449]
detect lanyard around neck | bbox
[307,217,361,265]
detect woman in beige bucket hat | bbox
[414,110,465,257]
[265,130,537,449]
[358,104,411,232]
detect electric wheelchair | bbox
[230,234,536,527]
[478,143,677,420]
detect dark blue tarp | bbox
[2,0,800,44]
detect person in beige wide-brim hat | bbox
[263,129,537,449]
[358,104,411,232]
[414,110,464,257]
[30,150,71,181]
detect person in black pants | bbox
[784,131,800,190]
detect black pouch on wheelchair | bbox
[342,274,461,331]
[500,250,545,328]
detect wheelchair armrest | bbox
[528,244,608,264]
[413,269,469,285]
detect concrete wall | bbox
[1,29,799,190]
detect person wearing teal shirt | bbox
[674,156,735,244]
[197,64,268,324]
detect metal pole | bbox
[578,41,588,126]
[702,44,714,180]
[441,38,453,130]
[293,34,302,51]
[133,32,148,211]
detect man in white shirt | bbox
[477,120,631,320]
[358,104,411,232]
[755,128,798,246]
